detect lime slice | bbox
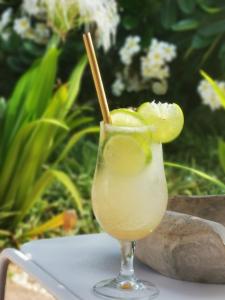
[111,108,146,127]
[103,134,150,176]
[137,101,184,143]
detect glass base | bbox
[93,278,159,300]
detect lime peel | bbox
[137,101,184,143]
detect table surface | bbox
[20,233,225,300]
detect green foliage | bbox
[165,162,225,190]
[0,40,99,245]
[218,139,225,173]
[200,71,225,174]
[94,0,225,110]
[1,0,225,110]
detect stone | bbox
[136,210,225,283]
[168,195,225,226]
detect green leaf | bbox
[0,118,68,209]
[15,170,53,224]
[0,97,6,124]
[25,46,59,116]
[177,0,196,14]
[218,139,225,173]
[172,19,199,31]
[0,229,11,237]
[56,126,99,164]
[200,70,225,108]
[200,20,225,36]
[165,162,225,190]
[25,210,77,237]
[67,55,87,109]
[191,34,214,49]
[23,41,44,57]
[68,116,94,130]
[122,16,139,30]
[1,46,59,157]
[0,211,18,219]
[161,0,177,29]
[49,169,83,213]
[197,0,221,14]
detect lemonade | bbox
[92,123,168,240]
[91,101,184,299]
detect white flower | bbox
[42,0,119,51]
[141,55,169,80]
[13,17,31,37]
[78,0,120,52]
[146,48,165,67]
[34,23,50,44]
[1,31,10,41]
[197,79,223,111]
[0,8,12,30]
[119,36,141,65]
[152,80,168,95]
[161,43,177,62]
[140,38,175,84]
[126,75,142,92]
[23,0,42,16]
[148,38,177,64]
[112,74,125,96]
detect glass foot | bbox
[93,278,159,300]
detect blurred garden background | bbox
[0,0,225,251]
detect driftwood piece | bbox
[136,196,225,283]
[168,195,225,226]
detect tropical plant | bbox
[0,39,99,245]
[200,70,225,174]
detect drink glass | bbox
[92,122,168,299]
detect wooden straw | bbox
[83,32,111,124]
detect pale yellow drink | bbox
[92,123,168,241]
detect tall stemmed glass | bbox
[91,122,168,299]
[83,32,168,299]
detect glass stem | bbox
[117,240,136,286]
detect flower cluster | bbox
[42,0,119,51]
[0,2,50,45]
[111,73,125,97]
[141,39,176,81]
[23,0,45,17]
[119,36,141,65]
[0,8,13,41]
[78,0,120,52]
[197,79,224,111]
[0,0,119,51]
[112,36,177,97]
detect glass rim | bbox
[100,121,154,133]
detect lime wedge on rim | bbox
[111,108,146,127]
[103,134,149,176]
[102,108,152,175]
[137,101,184,143]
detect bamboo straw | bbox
[83,32,112,124]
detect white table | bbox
[0,233,225,300]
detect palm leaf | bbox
[218,139,225,173]
[200,70,225,108]
[25,210,77,237]
[0,118,68,209]
[165,161,225,190]
[48,169,83,213]
[66,55,87,109]
[56,126,99,164]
